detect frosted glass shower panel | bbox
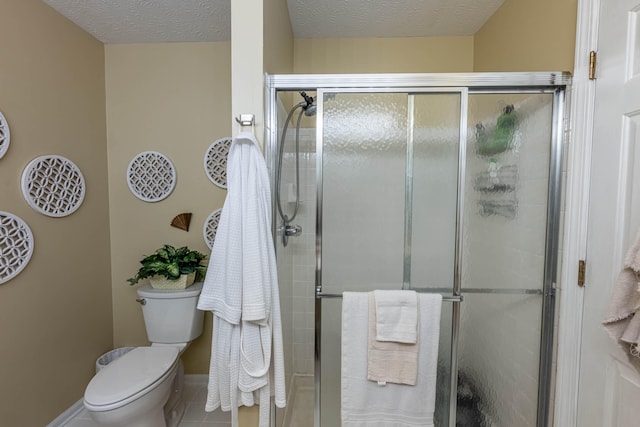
[321,92,408,294]
[410,93,461,291]
[464,93,554,292]
[458,293,543,427]
[459,93,556,427]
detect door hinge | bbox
[589,51,597,80]
[578,260,586,287]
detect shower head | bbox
[304,105,317,116]
[299,91,316,116]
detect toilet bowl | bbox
[84,282,204,427]
[84,346,180,427]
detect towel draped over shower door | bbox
[197,131,286,427]
[342,291,442,427]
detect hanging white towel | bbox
[342,292,442,427]
[373,290,418,343]
[603,230,640,370]
[198,131,286,427]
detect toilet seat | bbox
[84,346,179,412]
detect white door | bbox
[577,0,640,425]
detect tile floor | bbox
[284,376,314,427]
[63,376,231,427]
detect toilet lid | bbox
[84,346,179,407]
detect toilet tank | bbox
[136,282,205,344]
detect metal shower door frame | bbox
[265,72,571,427]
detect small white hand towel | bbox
[342,292,442,427]
[367,293,418,385]
[374,290,418,343]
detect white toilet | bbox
[83,282,205,427]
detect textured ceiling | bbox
[41,0,504,43]
[42,0,231,43]
[289,0,505,38]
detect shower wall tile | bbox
[292,281,310,297]
[289,129,317,376]
[276,127,318,378]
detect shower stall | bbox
[265,73,570,427]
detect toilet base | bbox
[164,360,186,427]
[85,357,188,427]
[87,378,173,427]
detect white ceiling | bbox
[41,0,504,44]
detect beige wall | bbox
[0,0,111,425]
[293,0,578,76]
[264,0,294,74]
[105,42,231,374]
[474,0,578,72]
[294,36,474,73]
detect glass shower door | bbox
[409,93,463,426]
[457,92,559,427]
[319,91,409,427]
[317,90,463,427]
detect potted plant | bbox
[127,244,207,289]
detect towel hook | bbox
[235,114,255,127]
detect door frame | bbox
[553,0,599,425]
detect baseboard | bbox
[46,399,84,427]
[184,373,209,385]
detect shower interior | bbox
[275,91,316,248]
[268,74,568,427]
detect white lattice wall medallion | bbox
[127,151,176,202]
[204,137,232,188]
[0,211,34,284]
[21,155,86,217]
[0,111,10,159]
[203,208,222,250]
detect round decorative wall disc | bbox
[21,155,86,217]
[204,137,233,189]
[0,111,10,160]
[0,211,34,284]
[203,208,222,250]
[127,151,176,202]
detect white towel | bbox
[374,290,418,343]
[198,131,286,427]
[342,292,442,427]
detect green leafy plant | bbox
[127,244,207,285]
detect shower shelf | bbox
[473,164,518,193]
[477,199,518,219]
